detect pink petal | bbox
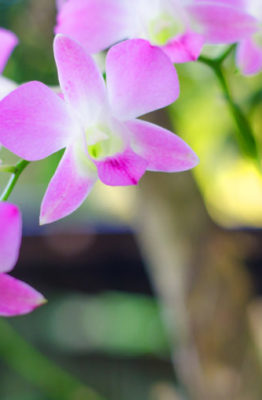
[162,31,204,63]
[0,203,21,274]
[95,147,148,186]
[106,39,180,121]
[236,37,262,75]
[193,0,245,7]
[187,3,258,43]
[55,0,130,54]
[40,143,97,224]
[0,81,75,161]
[54,35,107,124]
[126,119,199,172]
[0,28,18,73]
[0,274,45,317]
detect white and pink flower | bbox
[55,0,258,63]
[0,36,198,224]
[235,0,262,75]
[205,0,262,75]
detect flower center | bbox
[88,142,104,159]
[85,121,124,160]
[148,13,185,45]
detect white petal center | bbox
[131,0,187,45]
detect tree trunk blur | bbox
[135,112,262,400]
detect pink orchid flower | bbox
[207,0,262,75]
[0,35,198,224]
[235,0,262,75]
[0,202,45,316]
[0,28,18,100]
[55,0,258,63]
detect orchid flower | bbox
[206,0,262,75]
[235,0,262,75]
[0,202,45,316]
[55,0,258,63]
[0,35,198,224]
[0,28,18,100]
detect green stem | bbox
[214,44,236,64]
[0,159,30,201]
[198,49,259,163]
[0,319,105,400]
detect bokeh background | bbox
[1,1,262,399]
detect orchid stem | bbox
[198,46,259,165]
[0,159,30,201]
[214,44,236,64]
[0,319,105,400]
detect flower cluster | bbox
[55,0,257,63]
[0,0,261,316]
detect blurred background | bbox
[1,1,262,399]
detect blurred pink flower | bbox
[0,35,198,224]
[235,1,262,75]
[55,0,258,63]
[0,202,45,316]
[0,28,18,100]
[0,27,17,73]
[205,0,262,75]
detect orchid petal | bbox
[0,203,21,274]
[0,274,45,317]
[236,38,262,75]
[54,35,107,125]
[95,147,148,186]
[55,0,130,54]
[162,30,204,63]
[126,119,199,172]
[0,81,75,160]
[0,28,18,73]
[40,142,97,224]
[106,39,179,120]
[187,3,258,43]
[193,0,246,7]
